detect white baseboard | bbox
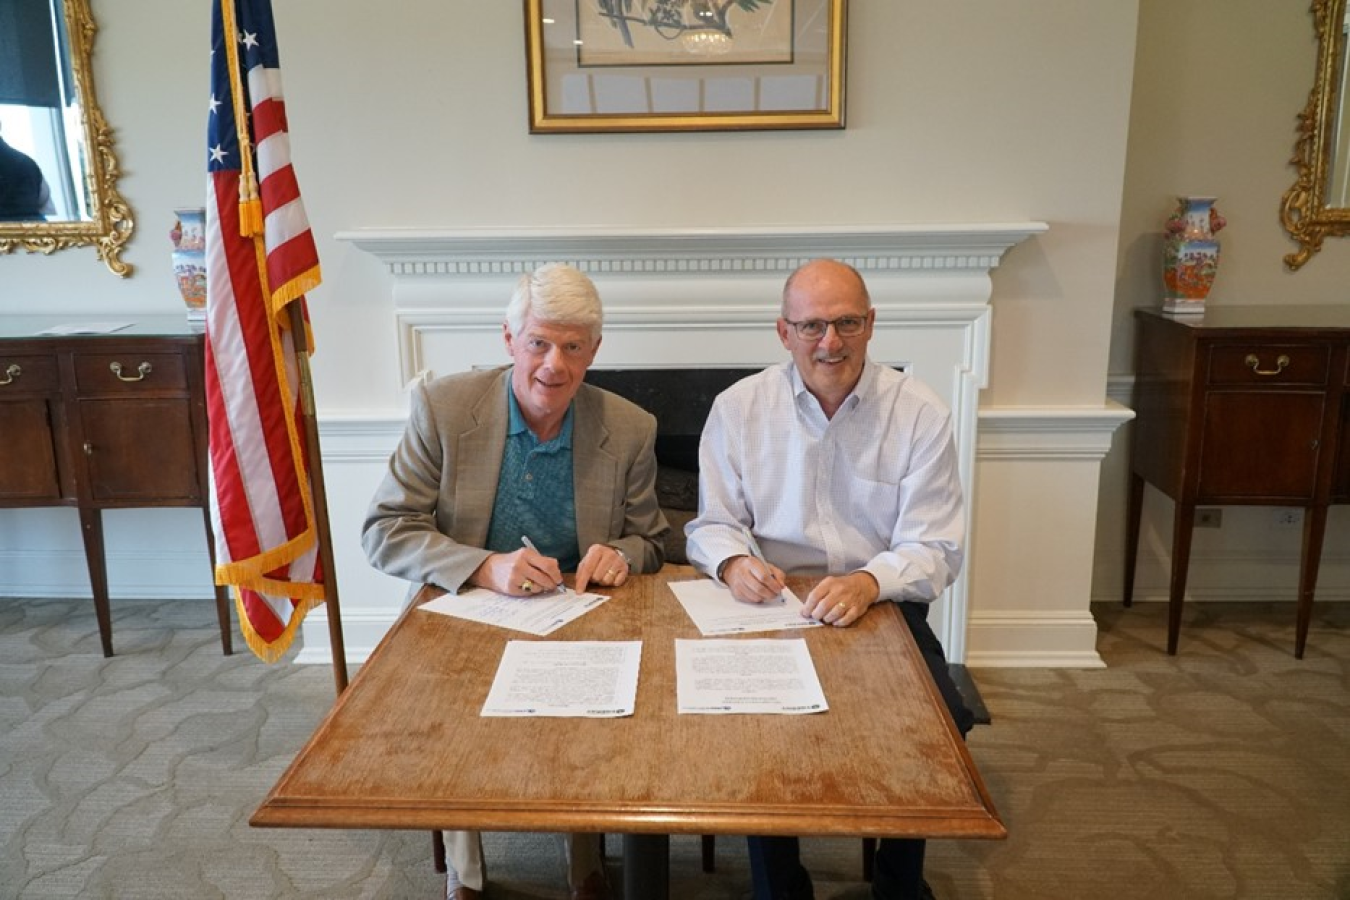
[293,606,399,666]
[965,610,1107,668]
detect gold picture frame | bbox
[1281,0,1350,270]
[525,0,846,133]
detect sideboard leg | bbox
[1167,500,1197,655]
[78,507,113,657]
[1123,471,1145,607]
[1295,506,1328,660]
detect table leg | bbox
[622,834,669,900]
[200,504,233,655]
[1123,471,1145,607]
[78,507,113,657]
[1295,505,1328,659]
[1166,500,1197,655]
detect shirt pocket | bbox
[844,473,903,542]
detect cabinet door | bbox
[0,399,62,500]
[1198,391,1325,501]
[77,398,201,503]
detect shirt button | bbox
[524,473,534,482]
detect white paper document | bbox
[38,322,133,336]
[420,587,608,636]
[667,578,820,636]
[675,638,828,715]
[482,640,642,717]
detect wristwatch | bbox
[610,546,634,569]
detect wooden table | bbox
[252,567,1004,896]
[1124,306,1350,657]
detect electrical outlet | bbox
[1273,509,1303,528]
[1195,508,1223,528]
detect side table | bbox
[0,316,231,656]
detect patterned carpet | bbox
[1,596,1347,899]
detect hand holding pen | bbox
[517,535,567,595]
[721,525,787,604]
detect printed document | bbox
[421,587,608,636]
[675,638,828,715]
[482,640,642,717]
[38,322,133,335]
[667,578,820,636]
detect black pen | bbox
[520,535,567,593]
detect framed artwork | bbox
[524,0,847,133]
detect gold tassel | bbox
[238,171,264,237]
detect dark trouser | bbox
[747,602,972,900]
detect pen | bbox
[740,525,767,563]
[740,525,785,599]
[520,535,567,593]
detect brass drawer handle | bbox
[1244,353,1290,376]
[0,363,19,385]
[109,361,153,382]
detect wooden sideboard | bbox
[1124,306,1350,658]
[0,316,230,656]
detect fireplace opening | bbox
[584,368,760,563]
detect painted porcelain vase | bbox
[170,207,207,311]
[1162,196,1225,314]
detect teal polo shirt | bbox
[485,382,581,572]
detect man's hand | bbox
[721,555,788,604]
[575,544,631,595]
[800,571,880,627]
[469,548,563,596]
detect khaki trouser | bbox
[444,830,602,891]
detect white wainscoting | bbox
[1,403,1142,668]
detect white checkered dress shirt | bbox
[685,359,963,603]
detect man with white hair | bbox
[363,262,669,900]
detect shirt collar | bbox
[506,378,575,449]
[787,357,874,414]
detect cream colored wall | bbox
[1,1,1144,664]
[1095,0,1350,610]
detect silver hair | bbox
[504,263,603,340]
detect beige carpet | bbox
[1,596,1347,899]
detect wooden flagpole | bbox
[286,301,349,695]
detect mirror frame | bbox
[0,0,134,276]
[1282,0,1350,270]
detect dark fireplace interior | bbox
[584,368,759,563]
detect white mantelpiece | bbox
[341,224,1046,661]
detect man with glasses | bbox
[685,258,973,900]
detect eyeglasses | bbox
[782,315,868,340]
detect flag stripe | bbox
[205,0,325,663]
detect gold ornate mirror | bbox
[0,0,134,276]
[1282,0,1350,270]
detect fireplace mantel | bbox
[339,224,1044,275]
[340,223,1046,660]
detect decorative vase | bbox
[1162,196,1225,315]
[170,208,207,318]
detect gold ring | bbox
[521,579,534,592]
[605,567,617,576]
[835,603,847,614]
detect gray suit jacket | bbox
[362,367,668,593]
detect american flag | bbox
[205,0,324,662]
